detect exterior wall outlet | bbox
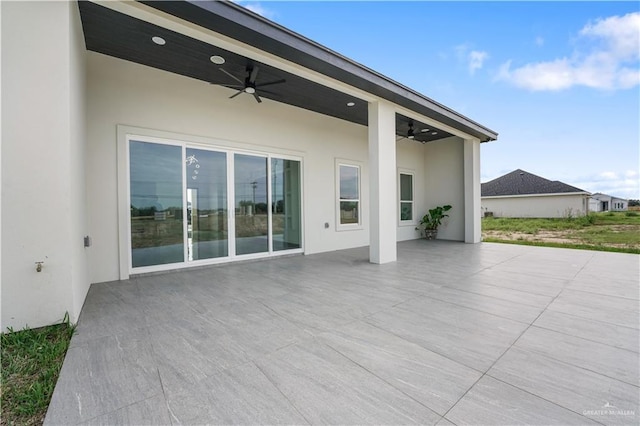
[84,236,92,247]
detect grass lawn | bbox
[482,211,640,254]
[1,317,75,426]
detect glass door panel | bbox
[129,141,184,267]
[272,158,301,251]
[186,149,228,261]
[234,154,268,255]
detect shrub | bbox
[578,213,597,226]
[625,211,638,217]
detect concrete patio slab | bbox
[45,241,640,425]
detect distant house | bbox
[481,169,591,218]
[589,193,628,212]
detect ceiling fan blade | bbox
[218,84,244,89]
[229,89,245,99]
[219,68,244,85]
[257,88,278,95]
[253,92,262,103]
[255,79,286,88]
[249,66,259,83]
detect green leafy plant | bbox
[416,205,452,232]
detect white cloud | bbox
[496,12,640,91]
[573,170,640,199]
[455,44,489,75]
[469,51,489,75]
[232,1,276,19]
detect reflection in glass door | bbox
[129,141,184,267]
[234,154,269,255]
[272,158,301,251]
[129,139,303,271]
[186,148,228,261]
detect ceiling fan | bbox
[214,65,285,103]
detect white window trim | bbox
[117,125,304,279]
[335,158,363,231]
[398,169,416,226]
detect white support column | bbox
[464,138,482,243]
[368,100,397,263]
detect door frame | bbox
[117,125,304,279]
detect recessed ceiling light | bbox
[421,128,429,133]
[151,36,166,46]
[346,101,355,107]
[210,55,225,65]
[431,131,438,135]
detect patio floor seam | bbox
[440,267,589,422]
[361,318,485,374]
[411,293,539,325]
[324,340,445,414]
[482,373,609,426]
[530,322,640,353]
[252,361,313,426]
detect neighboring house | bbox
[589,193,628,212]
[481,169,590,218]
[1,1,497,330]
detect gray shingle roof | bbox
[481,169,588,197]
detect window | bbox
[399,172,414,223]
[337,163,360,227]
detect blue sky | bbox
[236,1,639,199]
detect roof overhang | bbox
[79,0,498,143]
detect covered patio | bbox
[45,241,639,425]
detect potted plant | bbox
[415,205,452,240]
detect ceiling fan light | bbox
[245,87,256,94]
[210,55,225,65]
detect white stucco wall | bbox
[423,137,465,241]
[86,52,377,283]
[85,52,468,283]
[1,1,88,330]
[396,139,425,241]
[482,194,589,218]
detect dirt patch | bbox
[483,230,576,244]
[483,224,640,250]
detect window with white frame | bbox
[337,163,360,227]
[399,172,414,223]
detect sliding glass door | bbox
[234,154,269,255]
[186,148,228,261]
[128,138,302,271]
[272,158,301,251]
[130,141,184,268]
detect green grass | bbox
[483,212,640,253]
[569,227,640,246]
[1,315,75,426]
